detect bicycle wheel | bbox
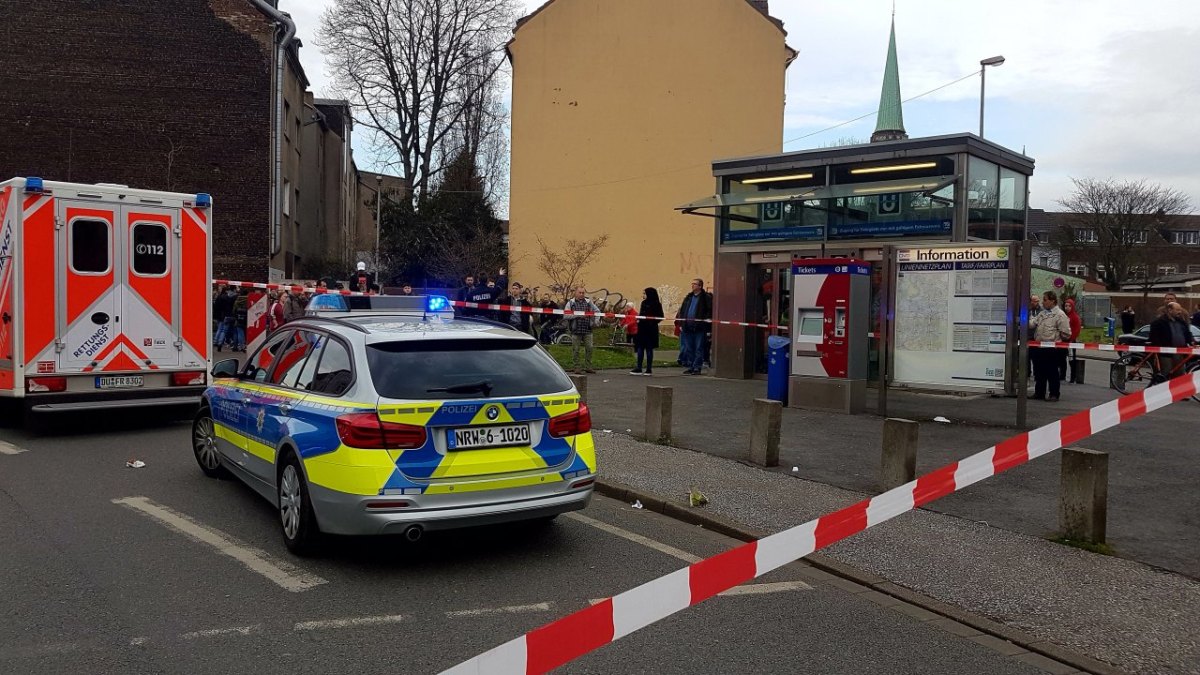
[1186,359,1200,403]
[1109,353,1150,395]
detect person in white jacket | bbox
[1030,290,1071,401]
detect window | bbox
[365,339,572,400]
[1172,231,1200,245]
[1066,264,1088,276]
[1123,230,1148,244]
[70,219,110,273]
[270,331,318,387]
[1129,265,1148,279]
[1158,265,1178,276]
[310,338,353,396]
[282,179,291,217]
[1074,228,1098,243]
[243,331,292,382]
[131,223,169,276]
[293,334,327,391]
[1188,265,1200,274]
[967,156,999,240]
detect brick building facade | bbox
[1028,209,1200,284]
[0,0,327,282]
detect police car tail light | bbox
[336,412,427,450]
[548,403,592,438]
[27,377,66,393]
[171,371,206,386]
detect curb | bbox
[595,479,1125,675]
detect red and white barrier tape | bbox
[212,280,793,331]
[1028,340,1200,356]
[442,372,1200,675]
[453,300,791,332]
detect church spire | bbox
[871,14,908,143]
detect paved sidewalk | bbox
[592,434,1200,674]
[580,366,1200,578]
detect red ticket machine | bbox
[790,258,871,413]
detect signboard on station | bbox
[891,245,1014,392]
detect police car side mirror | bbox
[212,359,240,379]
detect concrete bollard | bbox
[880,418,919,490]
[1059,447,1108,543]
[748,398,782,467]
[570,374,587,403]
[644,385,673,444]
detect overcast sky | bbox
[281,0,1200,213]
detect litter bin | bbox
[766,335,790,404]
[1105,317,1116,341]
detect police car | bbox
[192,294,595,554]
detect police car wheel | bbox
[279,453,321,555]
[192,409,229,478]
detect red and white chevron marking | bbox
[442,372,1200,675]
[1028,340,1200,356]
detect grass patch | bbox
[1077,327,1110,344]
[589,325,680,350]
[544,343,679,371]
[1052,536,1115,556]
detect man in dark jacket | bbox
[1149,302,1196,382]
[676,278,713,375]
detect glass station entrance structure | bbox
[677,133,1034,379]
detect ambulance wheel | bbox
[278,451,322,556]
[192,408,229,478]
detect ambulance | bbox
[0,177,212,421]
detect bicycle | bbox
[1109,349,1200,400]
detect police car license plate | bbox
[448,424,530,450]
[95,376,143,390]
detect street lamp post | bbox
[979,55,1005,138]
[374,174,383,279]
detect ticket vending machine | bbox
[790,258,871,413]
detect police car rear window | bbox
[365,339,573,400]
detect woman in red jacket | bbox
[1062,297,1083,382]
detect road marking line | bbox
[564,512,701,563]
[112,496,327,593]
[294,614,407,631]
[718,580,812,596]
[588,580,812,605]
[181,625,259,640]
[445,603,552,618]
[0,441,27,455]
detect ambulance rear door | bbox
[58,199,120,371]
[121,205,181,369]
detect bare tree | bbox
[422,222,508,287]
[1054,178,1192,290]
[535,235,610,302]
[318,0,518,199]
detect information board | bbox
[892,245,1013,391]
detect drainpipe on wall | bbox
[249,0,296,260]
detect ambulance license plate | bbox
[95,376,144,390]
[448,424,530,450]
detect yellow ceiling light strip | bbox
[849,162,937,175]
[740,173,814,184]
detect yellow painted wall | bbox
[508,0,790,312]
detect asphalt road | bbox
[0,409,1053,675]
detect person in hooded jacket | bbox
[630,288,664,376]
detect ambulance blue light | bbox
[25,177,44,193]
[196,193,212,208]
[426,295,449,312]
